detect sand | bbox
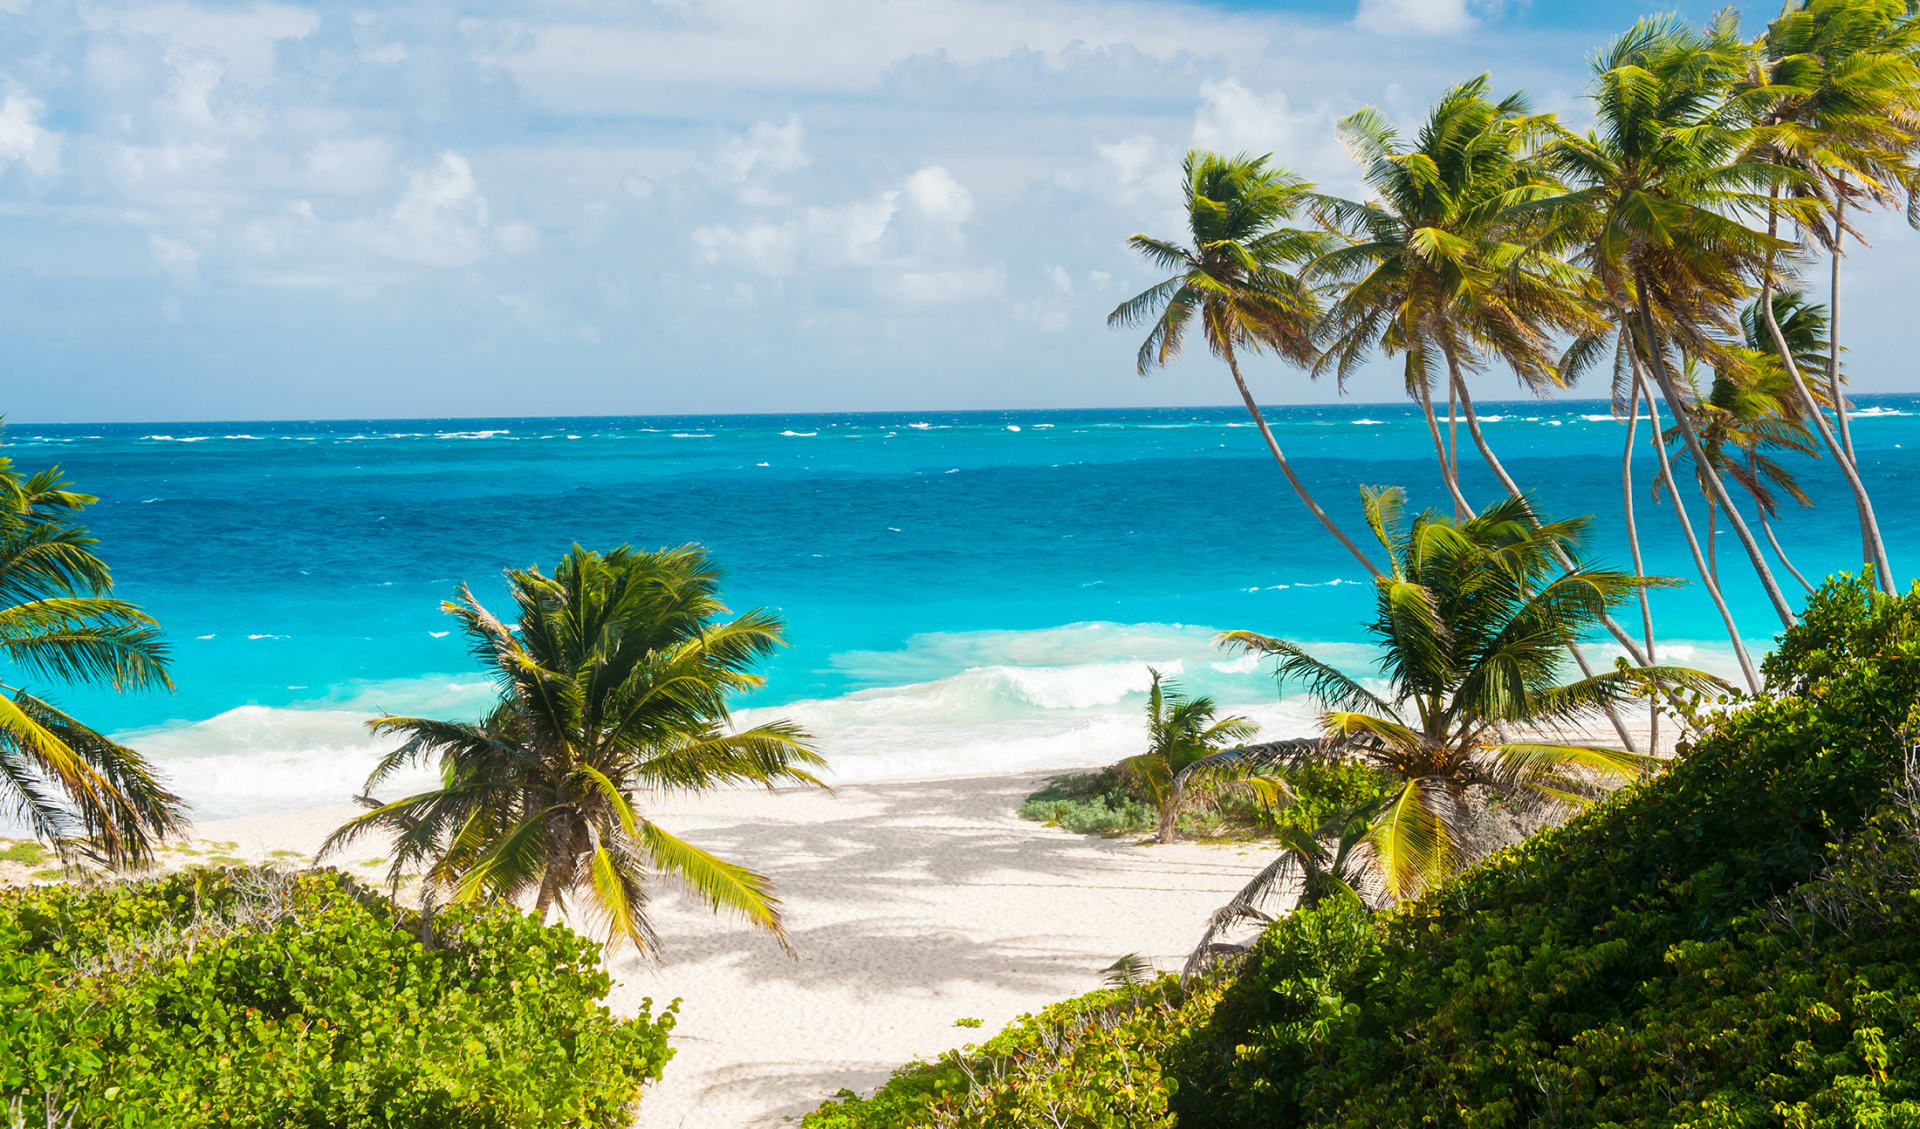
[180,770,1271,1128]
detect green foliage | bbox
[802,979,1220,1129]
[810,575,1920,1128]
[1018,762,1390,841]
[0,867,675,1127]
[0,841,48,866]
[326,544,825,953]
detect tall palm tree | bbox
[1314,76,1595,520]
[1542,13,1811,633]
[323,545,826,954]
[1109,150,1383,578]
[1218,489,1719,898]
[1747,0,1919,589]
[0,444,183,866]
[1120,668,1265,844]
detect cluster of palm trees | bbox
[1113,1,1920,704]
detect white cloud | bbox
[904,166,973,227]
[715,115,810,181]
[896,264,1005,303]
[82,2,320,86]
[692,221,798,275]
[148,233,199,282]
[1097,135,1159,193]
[1353,0,1477,37]
[0,92,60,179]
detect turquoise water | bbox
[12,396,1917,817]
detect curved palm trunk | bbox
[1415,367,1472,518]
[1829,217,1874,572]
[1634,361,1762,693]
[1706,501,1719,587]
[1634,288,1799,628]
[1439,360,1637,752]
[1762,515,1816,596]
[1223,344,1384,580]
[532,872,558,924]
[1621,380,1660,753]
[1763,197,1894,594]
[1445,361,1653,670]
[1447,382,1460,496]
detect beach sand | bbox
[182,769,1272,1128]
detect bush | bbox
[0,867,676,1127]
[1018,761,1392,840]
[814,573,1920,1128]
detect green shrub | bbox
[817,574,1920,1128]
[0,867,675,1127]
[1019,761,1392,841]
[0,842,47,866]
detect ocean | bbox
[11,396,1916,819]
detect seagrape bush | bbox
[810,573,1920,1128]
[1019,761,1390,839]
[0,867,675,1127]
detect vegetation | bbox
[804,572,1920,1129]
[1118,669,1262,843]
[324,545,825,954]
[0,441,182,866]
[0,866,675,1127]
[1019,761,1390,841]
[1219,490,1717,897]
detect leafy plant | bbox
[325,544,826,953]
[1120,669,1264,843]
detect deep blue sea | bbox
[12,396,1917,817]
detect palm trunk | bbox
[1763,192,1894,594]
[1158,803,1178,845]
[1706,501,1718,587]
[1415,364,1472,518]
[1223,344,1384,579]
[1446,360,1654,669]
[532,872,558,924]
[1633,358,1762,693]
[1447,381,1460,497]
[1621,379,1660,753]
[1634,288,1798,629]
[1762,515,1816,596]
[1440,359,1637,751]
[1828,202,1874,572]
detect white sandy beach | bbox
[178,769,1272,1128]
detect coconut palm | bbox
[1314,76,1595,519]
[1542,14,1811,636]
[1183,799,1378,981]
[323,544,826,954]
[1120,667,1266,844]
[1109,150,1383,578]
[1218,488,1720,898]
[1746,0,1919,588]
[0,445,183,866]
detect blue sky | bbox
[1,0,1912,422]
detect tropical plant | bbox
[1543,14,1811,639]
[0,442,182,867]
[1746,0,1919,589]
[1108,151,1382,577]
[1119,668,1265,844]
[1218,489,1719,897]
[1184,799,1379,981]
[1313,75,1593,520]
[323,544,826,954]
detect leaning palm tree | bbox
[323,544,826,954]
[1119,668,1265,844]
[1746,0,1918,588]
[1109,150,1382,578]
[1314,75,1596,519]
[1542,13,1811,635]
[1218,488,1720,898]
[0,443,183,866]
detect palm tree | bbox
[0,445,183,866]
[1109,150,1383,578]
[1747,0,1919,589]
[1183,799,1378,980]
[1314,76,1594,520]
[1542,14,1810,633]
[1120,668,1265,844]
[323,545,826,954]
[1218,489,1720,898]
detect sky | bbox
[1,0,1914,423]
